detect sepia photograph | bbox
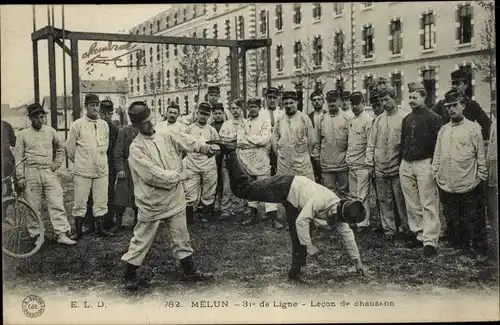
[1,2,499,324]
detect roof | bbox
[81,79,128,94]
[1,104,28,117]
[41,96,73,110]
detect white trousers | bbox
[24,167,71,237]
[121,210,194,266]
[399,159,441,247]
[184,168,217,207]
[72,175,108,217]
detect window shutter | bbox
[419,16,424,47]
[372,26,375,53]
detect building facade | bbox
[127,2,494,116]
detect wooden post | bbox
[70,37,81,120]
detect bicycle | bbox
[2,157,45,258]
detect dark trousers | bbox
[115,205,139,226]
[270,150,278,176]
[84,169,116,230]
[439,184,487,251]
[225,152,307,267]
[311,158,321,184]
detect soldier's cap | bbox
[369,88,380,102]
[265,87,279,96]
[342,91,351,100]
[27,103,46,117]
[128,101,153,124]
[309,90,324,100]
[213,102,225,110]
[350,91,364,105]
[167,102,180,110]
[197,102,212,114]
[407,82,426,93]
[282,90,297,101]
[376,83,395,99]
[100,100,114,112]
[207,85,220,95]
[84,93,100,105]
[444,88,465,106]
[247,97,262,106]
[451,69,471,83]
[326,90,342,101]
[327,199,367,226]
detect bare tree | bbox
[246,48,268,98]
[291,38,321,112]
[474,0,496,107]
[177,45,221,100]
[325,30,359,92]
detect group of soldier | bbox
[1,67,498,289]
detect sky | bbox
[1,4,170,107]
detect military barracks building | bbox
[127,2,493,119]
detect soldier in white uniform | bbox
[15,103,76,245]
[260,87,285,176]
[156,102,187,134]
[183,103,220,223]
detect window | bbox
[237,16,245,39]
[151,100,154,109]
[422,69,436,107]
[142,26,146,34]
[156,45,160,61]
[130,79,134,93]
[141,49,146,65]
[174,12,178,25]
[157,71,162,88]
[156,20,160,33]
[165,45,170,60]
[167,98,171,105]
[203,5,207,15]
[363,76,374,104]
[192,6,197,18]
[174,68,179,87]
[293,4,302,25]
[175,97,179,105]
[136,77,140,92]
[213,23,218,39]
[143,76,147,93]
[390,73,402,105]
[213,4,217,13]
[174,44,178,57]
[293,41,302,69]
[226,55,231,79]
[313,3,322,20]
[457,4,473,44]
[225,19,231,39]
[313,36,323,67]
[457,65,474,98]
[259,10,267,35]
[390,19,402,55]
[275,5,283,31]
[158,99,162,115]
[166,70,171,88]
[276,45,284,72]
[203,28,208,38]
[129,54,133,67]
[166,16,170,28]
[420,13,435,50]
[259,49,267,75]
[363,2,373,8]
[184,95,189,112]
[150,74,155,91]
[182,45,188,55]
[183,8,187,22]
[149,47,153,63]
[362,25,374,58]
[334,3,344,16]
[149,23,153,35]
[334,31,345,63]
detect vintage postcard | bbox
[1,3,498,324]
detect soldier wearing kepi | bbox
[431,88,488,255]
[365,83,409,242]
[274,90,317,181]
[121,101,217,290]
[346,91,373,231]
[183,102,220,223]
[342,90,355,119]
[99,99,119,230]
[432,69,490,140]
[260,87,285,176]
[211,103,229,218]
[156,102,187,134]
[206,86,232,124]
[313,90,350,198]
[308,90,325,184]
[209,141,369,282]
[14,103,76,245]
[66,94,113,240]
[111,117,140,233]
[399,82,442,257]
[238,97,282,229]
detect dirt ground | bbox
[3,170,499,298]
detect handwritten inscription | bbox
[83,41,145,75]
[82,41,137,59]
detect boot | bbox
[70,217,85,241]
[110,212,123,234]
[124,263,140,291]
[180,255,214,282]
[102,207,115,231]
[288,263,308,284]
[267,211,284,229]
[201,204,216,223]
[241,207,259,226]
[186,206,194,225]
[95,218,114,237]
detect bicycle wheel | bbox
[2,197,45,258]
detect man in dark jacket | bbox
[432,69,490,140]
[1,120,16,196]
